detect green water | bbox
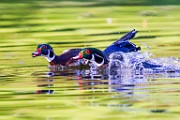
[1,69,180,120]
[0,0,180,120]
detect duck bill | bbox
[32,49,41,58]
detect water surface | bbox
[0,0,180,119]
[1,55,180,120]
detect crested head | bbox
[73,48,100,60]
[32,44,55,62]
[79,48,92,60]
[73,48,108,67]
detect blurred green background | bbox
[0,0,180,70]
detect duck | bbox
[72,29,140,66]
[32,29,140,66]
[32,44,82,66]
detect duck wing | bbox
[57,48,82,65]
[61,49,82,56]
[103,29,140,59]
[113,29,138,45]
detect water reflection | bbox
[30,65,180,114]
[33,66,180,97]
[35,75,54,94]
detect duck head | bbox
[73,48,108,67]
[32,44,55,62]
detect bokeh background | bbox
[0,1,180,120]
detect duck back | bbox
[51,48,82,66]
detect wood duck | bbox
[32,44,82,66]
[72,29,141,66]
[32,29,140,66]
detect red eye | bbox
[85,49,91,54]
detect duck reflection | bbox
[75,66,148,100]
[39,66,146,96]
[35,76,54,94]
[34,64,180,96]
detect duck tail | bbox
[113,29,138,45]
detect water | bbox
[1,51,180,119]
[11,51,178,119]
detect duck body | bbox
[72,29,162,69]
[103,41,137,59]
[49,48,82,66]
[103,29,140,59]
[73,29,140,66]
[32,44,82,66]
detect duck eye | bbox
[43,46,47,49]
[85,49,91,54]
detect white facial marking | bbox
[90,54,104,67]
[44,50,55,62]
[73,55,79,60]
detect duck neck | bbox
[44,50,56,62]
[91,54,109,67]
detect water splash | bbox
[109,51,180,75]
